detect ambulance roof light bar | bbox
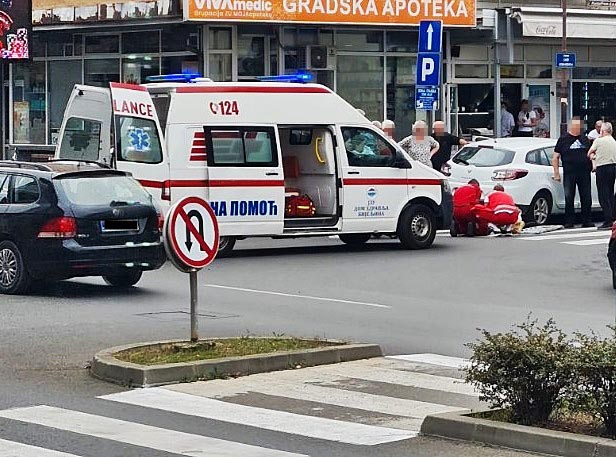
[256,71,314,84]
[145,73,211,83]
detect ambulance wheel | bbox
[216,236,236,258]
[339,234,371,245]
[398,204,436,250]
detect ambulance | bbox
[54,74,452,256]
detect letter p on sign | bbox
[416,53,441,86]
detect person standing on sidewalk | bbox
[553,117,593,229]
[587,120,603,142]
[431,121,467,173]
[516,100,537,137]
[588,122,616,229]
[398,120,439,168]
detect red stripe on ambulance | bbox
[342,178,442,186]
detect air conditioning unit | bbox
[307,46,336,70]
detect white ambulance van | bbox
[54,77,452,256]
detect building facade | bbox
[5,0,616,155]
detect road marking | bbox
[316,365,479,397]
[0,406,307,457]
[0,438,81,457]
[101,388,415,445]
[386,353,469,369]
[204,284,391,309]
[165,378,467,420]
[519,231,607,241]
[564,238,610,246]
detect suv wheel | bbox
[398,204,437,249]
[103,270,143,288]
[0,241,31,295]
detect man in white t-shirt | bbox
[587,120,603,142]
[516,99,537,137]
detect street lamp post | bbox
[560,0,568,135]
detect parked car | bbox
[445,138,600,225]
[0,161,166,294]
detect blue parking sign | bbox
[416,53,441,86]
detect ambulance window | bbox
[341,127,396,167]
[59,117,101,161]
[207,127,277,167]
[115,117,163,164]
[289,129,313,145]
[151,95,170,133]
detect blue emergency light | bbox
[145,73,202,83]
[256,71,314,83]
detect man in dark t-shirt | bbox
[431,121,468,173]
[553,118,593,228]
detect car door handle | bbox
[347,171,360,175]
[265,172,279,176]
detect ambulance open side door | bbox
[109,83,170,206]
[203,125,285,236]
[56,85,112,165]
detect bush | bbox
[465,318,573,425]
[570,328,616,438]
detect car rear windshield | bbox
[453,147,515,167]
[55,175,152,206]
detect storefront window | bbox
[209,54,233,82]
[162,56,199,75]
[238,34,265,78]
[85,58,120,86]
[162,26,200,52]
[209,28,232,50]
[527,65,552,79]
[500,65,523,78]
[387,56,416,140]
[49,61,82,144]
[386,31,418,53]
[337,55,383,121]
[573,82,616,126]
[12,62,46,144]
[122,56,160,84]
[122,31,160,54]
[337,31,383,52]
[455,64,489,78]
[85,34,120,54]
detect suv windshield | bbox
[453,146,515,167]
[55,175,152,206]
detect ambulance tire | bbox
[398,204,436,250]
[449,221,458,238]
[216,236,236,258]
[339,234,371,245]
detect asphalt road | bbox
[0,228,613,456]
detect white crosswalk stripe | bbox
[518,228,611,246]
[0,354,484,456]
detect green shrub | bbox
[570,328,616,438]
[465,318,573,425]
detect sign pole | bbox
[189,269,199,342]
[560,0,568,136]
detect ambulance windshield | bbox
[114,116,163,164]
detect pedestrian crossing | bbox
[0,354,482,456]
[519,227,611,246]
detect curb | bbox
[91,339,382,387]
[421,410,616,457]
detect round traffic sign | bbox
[164,196,219,272]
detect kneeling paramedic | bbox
[472,184,521,235]
[452,179,482,235]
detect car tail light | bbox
[157,212,165,231]
[492,169,529,181]
[161,180,171,201]
[38,217,77,239]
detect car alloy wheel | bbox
[533,197,549,225]
[0,248,17,288]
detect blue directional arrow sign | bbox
[416,53,441,86]
[419,20,443,53]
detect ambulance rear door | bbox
[203,125,284,235]
[110,83,170,207]
[55,85,112,165]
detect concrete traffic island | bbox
[90,338,382,388]
[421,410,616,457]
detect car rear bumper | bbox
[26,239,167,280]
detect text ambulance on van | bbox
[54,75,452,257]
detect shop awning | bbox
[511,7,616,39]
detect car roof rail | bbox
[46,159,111,169]
[0,161,53,172]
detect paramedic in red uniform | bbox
[452,179,482,235]
[472,184,521,235]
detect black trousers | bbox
[515,130,533,138]
[563,167,592,225]
[596,164,616,225]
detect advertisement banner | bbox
[33,0,175,25]
[528,84,551,139]
[185,0,476,26]
[0,0,31,59]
